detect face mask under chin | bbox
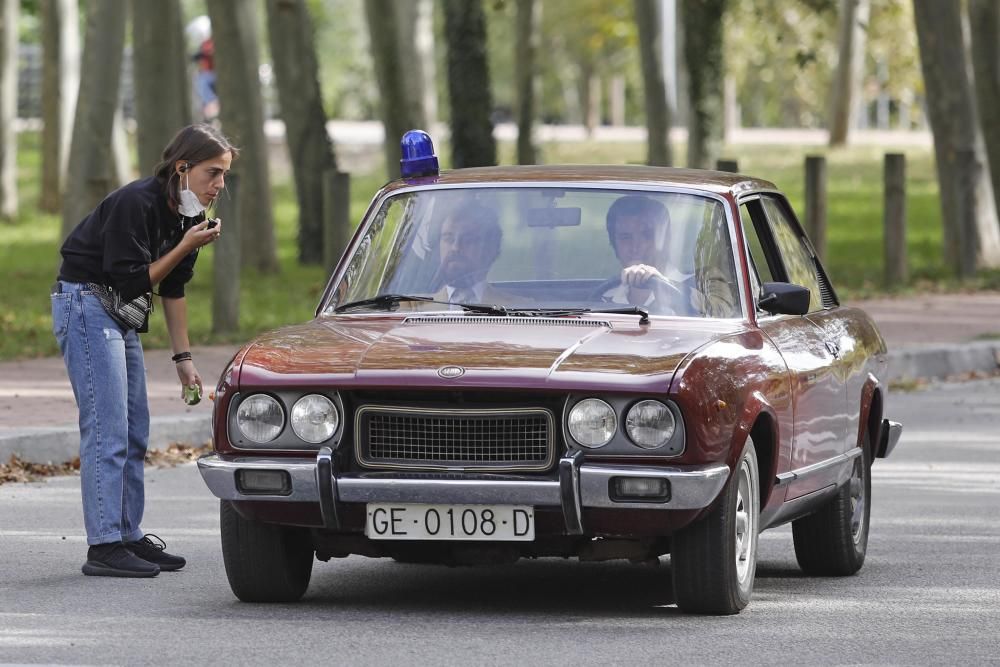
[178,172,206,218]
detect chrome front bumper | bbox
[197,449,730,535]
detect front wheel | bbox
[792,436,871,576]
[672,437,760,615]
[220,501,314,602]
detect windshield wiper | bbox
[492,306,650,324]
[334,294,434,313]
[335,294,511,316]
[587,306,650,324]
[450,302,510,316]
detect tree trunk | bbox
[913,0,1000,273]
[61,0,126,238]
[514,0,538,165]
[969,0,1000,229]
[683,0,726,169]
[0,0,18,221]
[364,0,422,179]
[828,0,870,147]
[394,0,427,131]
[266,0,338,265]
[207,0,280,273]
[39,0,79,214]
[634,0,672,167]
[609,75,626,126]
[111,106,131,186]
[579,67,600,137]
[443,0,496,168]
[414,0,437,127]
[131,0,191,175]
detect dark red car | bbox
[199,153,901,614]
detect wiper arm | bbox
[499,307,589,317]
[334,294,433,313]
[334,294,511,316]
[588,305,650,324]
[451,302,509,316]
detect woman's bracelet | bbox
[172,351,193,363]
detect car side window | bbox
[739,202,774,288]
[760,196,824,312]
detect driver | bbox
[602,195,691,314]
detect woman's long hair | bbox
[153,124,239,213]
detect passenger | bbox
[431,202,516,305]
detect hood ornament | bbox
[438,365,465,379]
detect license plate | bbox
[365,503,534,541]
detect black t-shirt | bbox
[58,176,199,301]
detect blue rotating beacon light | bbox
[399,130,440,179]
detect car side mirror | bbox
[758,282,810,316]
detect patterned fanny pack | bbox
[86,283,154,333]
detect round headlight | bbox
[290,394,339,443]
[236,394,285,443]
[568,398,617,448]
[625,400,676,449]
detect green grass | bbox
[0,130,983,361]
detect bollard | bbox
[804,155,827,263]
[212,173,241,335]
[322,170,352,274]
[715,159,739,173]
[883,153,907,287]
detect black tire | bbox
[672,437,760,615]
[220,501,314,602]
[792,434,871,576]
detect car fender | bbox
[856,372,882,452]
[668,329,794,481]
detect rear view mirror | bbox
[758,282,810,316]
[525,207,582,227]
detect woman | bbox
[53,124,237,578]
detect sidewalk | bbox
[3,291,999,463]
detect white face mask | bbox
[178,171,206,218]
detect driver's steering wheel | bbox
[589,274,687,307]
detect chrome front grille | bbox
[355,406,555,471]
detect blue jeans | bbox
[51,282,149,546]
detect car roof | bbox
[380,165,778,197]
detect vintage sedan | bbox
[199,134,902,614]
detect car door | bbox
[738,195,849,501]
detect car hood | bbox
[237,314,748,393]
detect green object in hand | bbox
[183,384,202,406]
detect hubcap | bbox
[849,457,866,543]
[734,458,755,583]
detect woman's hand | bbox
[174,359,204,400]
[182,218,223,252]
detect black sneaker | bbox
[126,534,186,572]
[82,542,160,578]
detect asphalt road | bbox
[2,378,998,666]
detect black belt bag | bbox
[86,283,154,333]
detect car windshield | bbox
[329,186,742,318]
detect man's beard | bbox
[440,258,483,288]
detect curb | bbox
[1,415,211,465]
[3,342,998,465]
[885,341,1000,383]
